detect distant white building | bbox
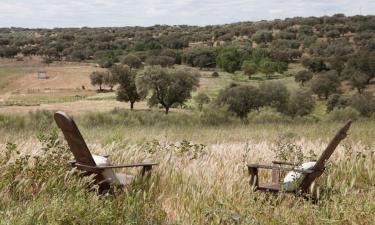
[36,71,48,79]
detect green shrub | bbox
[326,107,360,122]
[248,107,291,123]
[211,71,219,77]
[351,92,375,117]
[28,109,55,130]
[199,107,234,126]
[0,114,26,130]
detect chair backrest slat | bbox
[54,111,96,166]
[299,120,352,192]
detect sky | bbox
[0,0,374,28]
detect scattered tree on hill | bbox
[112,65,141,110]
[194,93,210,111]
[241,60,257,79]
[103,72,117,91]
[351,92,375,117]
[348,70,369,93]
[259,82,290,113]
[212,71,219,77]
[182,46,217,69]
[251,30,273,44]
[217,47,242,73]
[295,70,313,86]
[346,52,375,84]
[90,71,106,91]
[301,56,327,72]
[287,89,315,117]
[326,94,351,112]
[145,56,175,67]
[137,66,199,114]
[217,85,262,120]
[310,70,340,99]
[122,54,142,69]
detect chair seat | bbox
[257,183,280,192]
[114,173,135,186]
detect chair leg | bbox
[141,165,152,177]
[272,164,281,183]
[248,167,259,188]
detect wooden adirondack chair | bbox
[247,120,352,193]
[54,111,157,191]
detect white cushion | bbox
[92,155,133,186]
[282,161,316,191]
[92,154,120,184]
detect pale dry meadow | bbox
[0,110,374,224]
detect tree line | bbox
[0,14,373,77]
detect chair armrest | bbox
[247,164,314,174]
[74,162,157,170]
[272,161,298,166]
[96,162,158,169]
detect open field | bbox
[0,59,304,115]
[0,59,374,224]
[0,110,374,224]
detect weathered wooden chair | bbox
[247,120,352,193]
[54,111,157,191]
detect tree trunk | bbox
[165,107,169,115]
[130,101,134,110]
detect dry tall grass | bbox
[1,129,374,224]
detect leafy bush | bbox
[286,89,315,117]
[326,107,360,122]
[326,94,351,112]
[351,92,375,117]
[211,71,219,77]
[199,107,234,126]
[248,107,291,123]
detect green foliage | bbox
[272,135,317,165]
[310,70,340,99]
[137,66,199,114]
[248,107,290,123]
[211,71,219,77]
[294,70,313,86]
[327,107,360,122]
[251,30,273,44]
[287,89,315,117]
[217,46,242,73]
[145,55,175,67]
[112,65,141,110]
[182,46,217,68]
[194,93,210,111]
[90,71,106,91]
[241,60,257,78]
[217,85,262,120]
[103,71,117,90]
[259,81,290,113]
[348,70,369,93]
[301,56,327,72]
[326,94,351,112]
[121,54,142,68]
[351,92,375,117]
[241,48,287,78]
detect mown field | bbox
[0,58,374,224]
